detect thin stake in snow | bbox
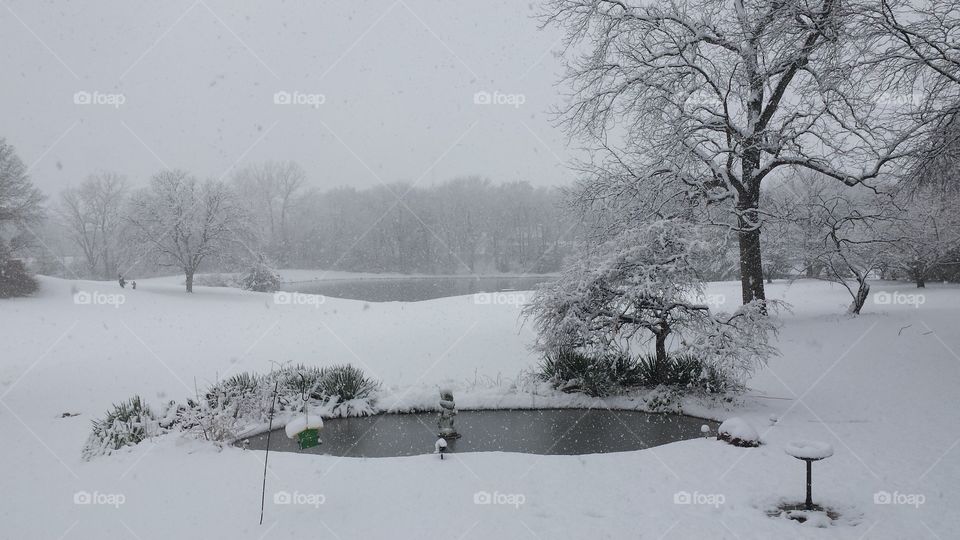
[259,381,280,525]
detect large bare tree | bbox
[57,172,127,279]
[232,161,305,264]
[543,0,921,305]
[126,170,248,292]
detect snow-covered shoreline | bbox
[3,276,959,538]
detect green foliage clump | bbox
[316,364,380,401]
[539,349,738,397]
[82,396,156,460]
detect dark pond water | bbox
[277,275,551,302]
[241,409,717,457]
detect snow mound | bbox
[284,415,324,439]
[784,440,834,460]
[717,417,760,447]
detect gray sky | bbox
[1,0,575,195]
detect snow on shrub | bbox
[0,256,38,298]
[538,349,641,397]
[717,417,760,447]
[82,396,158,460]
[316,364,380,402]
[525,220,779,390]
[238,258,281,292]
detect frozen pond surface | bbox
[242,409,718,457]
[277,275,550,302]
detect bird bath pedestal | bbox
[784,440,834,510]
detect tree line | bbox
[2,154,576,291]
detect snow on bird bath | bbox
[785,440,834,461]
[284,415,324,439]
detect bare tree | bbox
[798,187,895,314]
[888,186,960,287]
[543,0,921,306]
[56,172,127,279]
[233,161,305,264]
[126,170,249,292]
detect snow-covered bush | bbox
[82,396,158,460]
[0,254,38,298]
[537,349,641,397]
[316,364,380,402]
[238,259,281,292]
[635,353,737,393]
[525,220,779,386]
[717,417,760,447]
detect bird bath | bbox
[240,409,718,457]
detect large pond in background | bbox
[241,409,717,457]
[276,275,551,302]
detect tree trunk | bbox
[185,270,194,293]
[849,280,870,315]
[737,222,766,306]
[654,325,669,364]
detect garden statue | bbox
[437,388,460,439]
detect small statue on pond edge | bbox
[437,388,460,439]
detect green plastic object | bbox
[298,428,320,450]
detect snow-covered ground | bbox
[1,276,958,538]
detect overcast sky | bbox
[1,0,575,195]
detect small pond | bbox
[277,275,551,302]
[242,409,717,457]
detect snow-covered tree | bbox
[524,219,776,378]
[543,0,922,306]
[56,172,128,279]
[795,186,895,314]
[125,170,249,292]
[0,138,44,254]
[887,187,960,287]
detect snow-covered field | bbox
[1,276,958,539]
